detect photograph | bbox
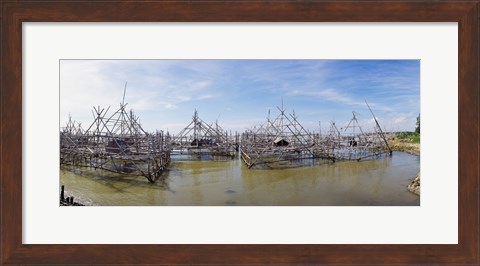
[3,1,476,264]
[59,59,420,206]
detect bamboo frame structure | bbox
[240,103,317,168]
[313,112,392,162]
[60,102,171,183]
[240,101,392,168]
[171,110,238,158]
[61,96,391,175]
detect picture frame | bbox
[1,1,478,264]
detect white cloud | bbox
[163,103,177,110]
[290,88,362,106]
[60,60,222,128]
[60,60,418,134]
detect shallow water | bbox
[60,152,420,206]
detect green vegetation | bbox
[415,114,420,134]
[396,131,420,143]
[395,114,421,143]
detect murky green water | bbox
[60,152,420,206]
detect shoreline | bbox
[389,139,420,156]
[388,140,420,196]
[407,173,420,196]
[60,185,88,206]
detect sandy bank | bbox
[389,139,420,156]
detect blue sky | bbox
[60,60,420,134]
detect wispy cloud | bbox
[290,88,359,106]
[61,60,420,133]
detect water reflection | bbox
[60,152,419,206]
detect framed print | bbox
[1,1,479,265]
[58,59,421,207]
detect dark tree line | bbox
[415,114,420,134]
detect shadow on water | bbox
[171,154,234,162]
[60,151,419,206]
[61,165,173,193]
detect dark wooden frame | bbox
[1,1,478,265]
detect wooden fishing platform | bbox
[170,110,238,159]
[240,101,392,168]
[60,85,171,183]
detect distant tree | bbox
[415,114,420,134]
